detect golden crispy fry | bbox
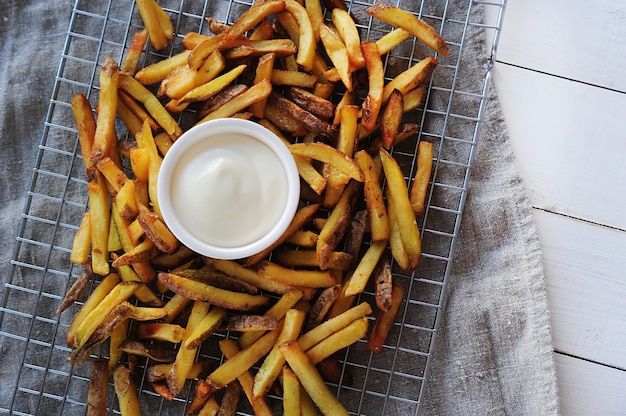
[367,281,405,353]
[88,173,111,276]
[168,300,209,396]
[87,358,109,416]
[70,212,92,265]
[354,150,389,242]
[71,93,96,171]
[271,69,317,88]
[96,156,129,192]
[197,84,248,120]
[112,364,142,416]
[410,141,434,216]
[305,0,323,42]
[135,0,170,50]
[344,240,387,297]
[184,306,226,350]
[119,73,182,139]
[222,38,297,59]
[284,0,316,71]
[380,89,404,149]
[331,8,364,68]
[294,155,327,195]
[258,261,336,288]
[122,29,148,76]
[249,53,276,118]
[306,316,368,365]
[366,3,449,56]
[253,308,306,398]
[289,143,363,183]
[90,57,119,164]
[380,149,421,269]
[360,41,384,133]
[157,272,270,311]
[136,50,191,85]
[282,366,301,415]
[319,23,352,91]
[382,56,438,103]
[278,340,349,416]
[152,245,197,270]
[178,64,246,104]
[285,230,318,248]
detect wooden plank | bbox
[535,210,626,369]
[491,63,626,230]
[492,0,626,93]
[554,353,626,416]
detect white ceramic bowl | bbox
[157,118,300,260]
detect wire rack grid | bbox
[1,0,505,414]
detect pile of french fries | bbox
[61,0,445,414]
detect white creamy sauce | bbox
[170,132,288,247]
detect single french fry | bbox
[88,173,111,276]
[305,0,323,42]
[136,50,191,85]
[122,29,148,76]
[136,322,185,343]
[289,143,363,183]
[138,211,178,253]
[249,53,276,118]
[157,272,270,311]
[178,64,246,104]
[282,366,301,416]
[87,358,109,416]
[367,281,405,353]
[382,56,438,103]
[70,212,92,265]
[135,0,169,50]
[331,8,364,68]
[366,3,449,56]
[71,93,96,171]
[90,57,119,164]
[319,23,352,91]
[380,89,403,149]
[168,300,210,396]
[380,149,421,269]
[343,240,387,297]
[304,284,341,330]
[284,0,316,71]
[360,41,384,133]
[258,261,336,288]
[112,364,142,416]
[374,256,393,312]
[409,141,434,216]
[354,150,390,242]
[278,340,349,416]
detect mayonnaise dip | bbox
[169,132,288,248]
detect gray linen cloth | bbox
[0,0,560,414]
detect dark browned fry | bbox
[87,358,109,416]
[217,381,242,416]
[118,339,178,362]
[267,92,338,141]
[343,210,368,267]
[219,314,279,332]
[196,84,248,120]
[367,282,405,353]
[305,284,342,330]
[57,265,94,314]
[285,86,336,119]
[374,257,393,312]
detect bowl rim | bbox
[157,118,300,260]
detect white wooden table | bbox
[484,1,626,414]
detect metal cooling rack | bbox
[0,0,505,414]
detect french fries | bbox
[62,0,447,412]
